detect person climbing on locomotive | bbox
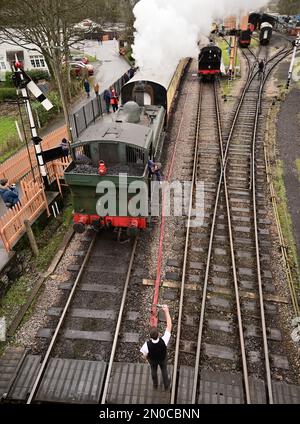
[148,159,162,182]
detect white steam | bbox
[132,0,269,73]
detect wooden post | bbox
[24,219,39,256]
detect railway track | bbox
[157,44,299,404]
[1,40,299,406]
[24,231,138,403]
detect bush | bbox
[31,90,62,127]
[0,87,18,102]
[27,69,50,82]
[4,69,50,88]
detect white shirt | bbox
[140,330,171,356]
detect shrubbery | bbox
[31,90,62,127]
[0,87,18,101]
[5,69,50,87]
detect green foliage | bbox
[4,70,50,88]
[0,87,18,102]
[27,69,50,82]
[31,90,62,127]
[274,160,300,274]
[0,116,21,162]
[295,158,300,181]
[278,0,300,14]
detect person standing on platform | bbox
[94,82,100,97]
[103,89,111,114]
[140,304,172,390]
[110,86,119,112]
[84,79,90,98]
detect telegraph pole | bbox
[12,56,53,189]
[286,34,300,89]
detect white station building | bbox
[0,39,48,81]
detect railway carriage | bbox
[65,59,189,235]
[122,59,188,116]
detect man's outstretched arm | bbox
[162,305,172,333]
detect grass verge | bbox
[0,200,73,351]
[0,116,22,163]
[295,158,300,181]
[274,160,300,275]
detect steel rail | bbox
[101,235,138,404]
[26,233,97,404]
[219,84,251,403]
[247,46,295,404]
[191,46,292,403]
[191,53,258,404]
[186,46,293,405]
[170,80,204,404]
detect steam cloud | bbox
[132,0,269,73]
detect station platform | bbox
[1,351,300,404]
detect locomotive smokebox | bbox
[123,101,141,123]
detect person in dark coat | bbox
[60,138,70,157]
[83,79,90,98]
[140,305,172,390]
[258,59,265,78]
[0,179,20,208]
[103,89,111,114]
[148,159,162,182]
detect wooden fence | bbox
[0,155,71,252]
[0,126,68,184]
[0,181,49,251]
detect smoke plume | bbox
[132,0,269,73]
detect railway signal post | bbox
[286,34,300,89]
[11,56,53,189]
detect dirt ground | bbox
[276,87,300,263]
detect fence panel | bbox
[0,182,48,251]
[0,127,68,185]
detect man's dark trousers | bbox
[148,358,169,389]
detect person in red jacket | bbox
[110,86,119,112]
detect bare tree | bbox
[0,0,90,141]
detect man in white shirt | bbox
[140,305,172,390]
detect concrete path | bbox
[40,39,130,136]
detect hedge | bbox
[5,69,50,87]
[0,87,18,102]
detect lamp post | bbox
[286,34,300,89]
